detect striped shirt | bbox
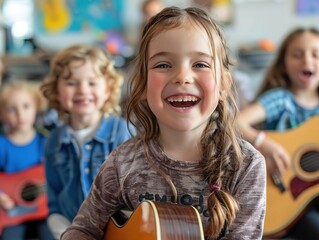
[259,87,319,131]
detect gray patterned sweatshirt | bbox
[61,137,266,240]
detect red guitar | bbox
[0,164,48,234]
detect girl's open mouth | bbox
[166,95,199,108]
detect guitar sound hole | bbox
[21,183,39,202]
[300,151,319,173]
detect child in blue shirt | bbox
[40,44,134,239]
[0,80,53,240]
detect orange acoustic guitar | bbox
[0,164,48,234]
[104,200,205,240]
[263,116,319,238]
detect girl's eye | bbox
[291,52,302,59]
[313,51,319,59]
[23,103,30,109]
[66,81,76,86]
[89,81,98,86]
[194,62,209,68]
[155,63,171,69]
[6,107,16,113]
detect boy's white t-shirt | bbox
[72,123,99,147]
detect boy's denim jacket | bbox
[44,115,134,222]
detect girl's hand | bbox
[259,137,291,177]
[0,192,15,210]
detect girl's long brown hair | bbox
[126,6,243,239]
[258,27,319,96]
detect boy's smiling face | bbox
[147,22,221,135]
[57,59,111,127]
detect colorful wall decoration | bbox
[192,0,233,25]
[35,0,124,34]
[296,0,319,15]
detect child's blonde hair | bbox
[0,80,47,116]
[126,6,243,239]
[41,44,123,118]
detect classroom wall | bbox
[32,0,319,54]
[124,0,319,52]
[224,0,319,52]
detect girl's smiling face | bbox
[285,31,319,92]
[147,22,221,134]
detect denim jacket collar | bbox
[58,115,119,147]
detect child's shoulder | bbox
[34,130,47,142]
[101,114,135,137]
[109,137,142,160]
[240,139,266,172]
[35,126,50,138]
[44,124,68,143]
[261,87,292,98]
[113,137,140,152]
[104,114,129,125]
[0,134,7,143]
[259,87,294,104]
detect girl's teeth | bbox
[167,96,197,102]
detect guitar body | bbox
[263,116,319,238]
[0,164,48,234]
[104,200,205,240]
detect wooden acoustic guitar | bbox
[104,200,205,240]
[0,164,48,234]
[263,116,319,238]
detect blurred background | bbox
[0,0,318,100]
